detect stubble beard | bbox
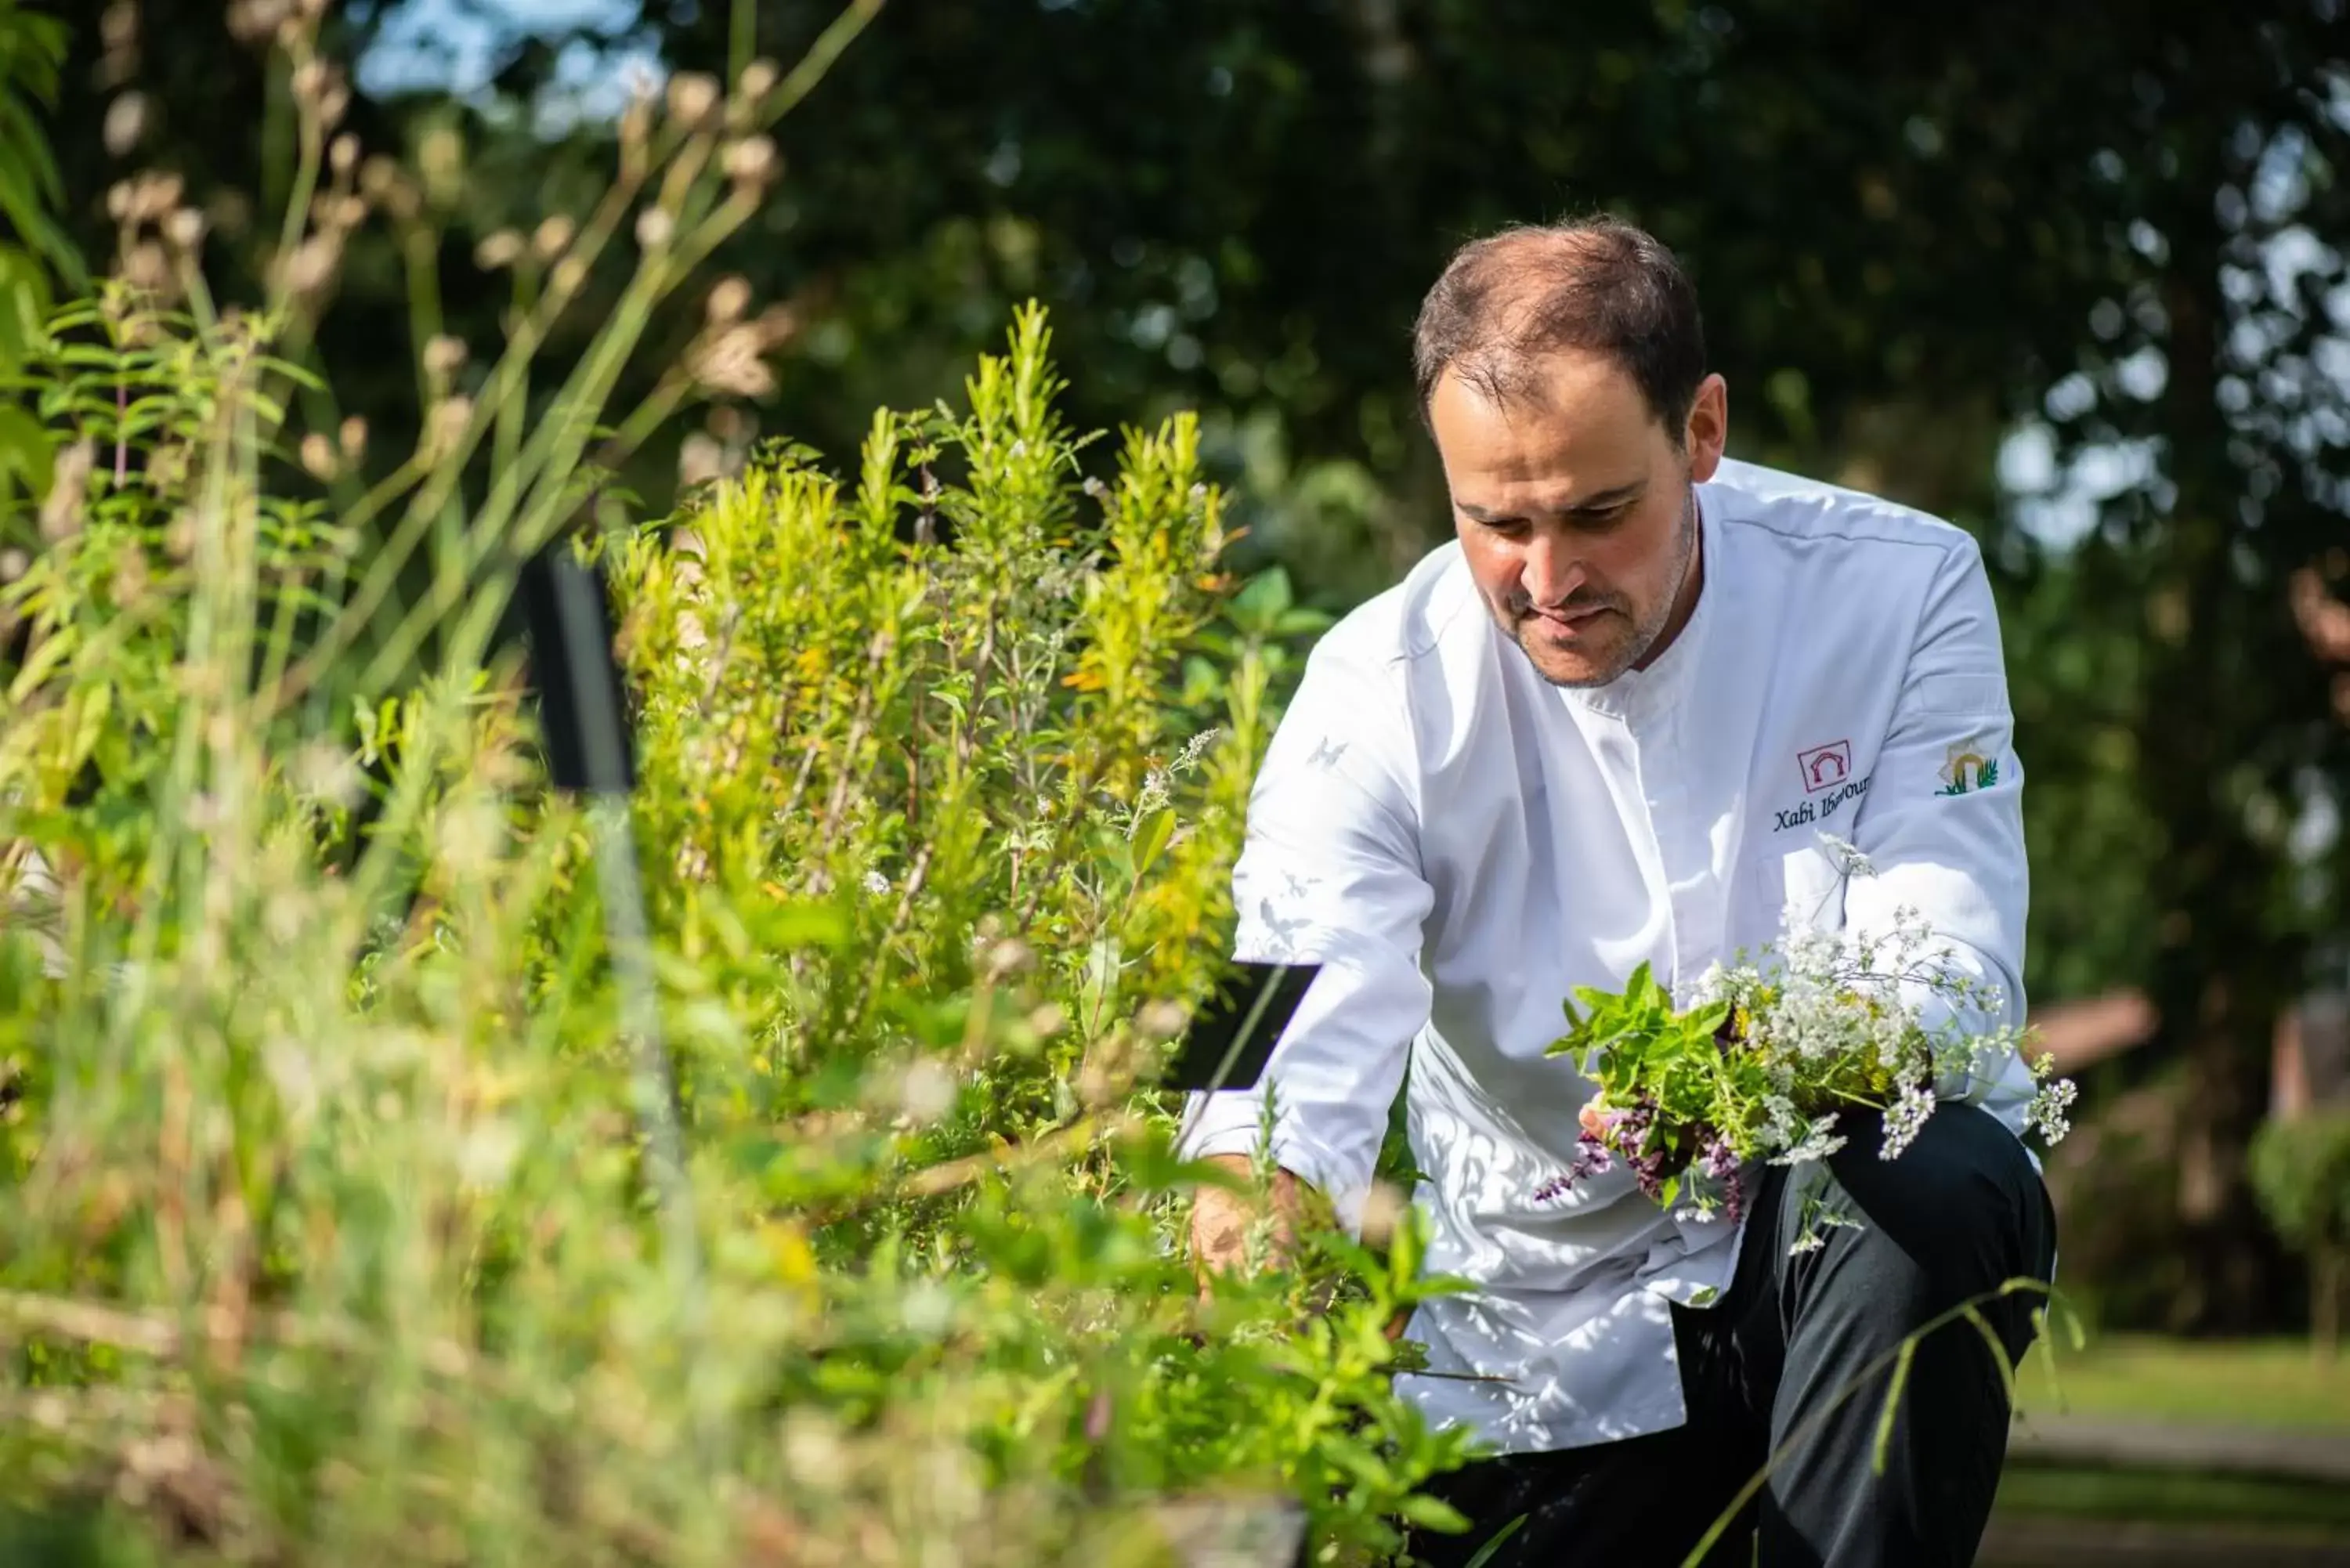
[1512,485,1700,690]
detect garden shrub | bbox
[2249,1111,2350,1357]
[0,14,1477,1558]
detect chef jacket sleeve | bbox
[1841,533,2037,1139]
[1173,636,1434,1236]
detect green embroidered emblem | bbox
[1938,739,1998,796]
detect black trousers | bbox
[1401,1103,2058,1568]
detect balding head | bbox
[1411,219,1708,442]
[1417,219,1726,689]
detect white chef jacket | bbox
[1176,457,2037,1456]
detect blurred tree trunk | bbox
[2144,220,2264,1328]
[2128,21,2334,1330]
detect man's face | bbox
[1430,352,1727,688]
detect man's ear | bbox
[1683,374,1729,483]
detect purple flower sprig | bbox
[1534,1097,1747,1221]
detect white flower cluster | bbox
[1688,831,2076,1176]
[1129,727,1224,831]
[1879,1080,1937,1161]
[1770,1112,1850,1167]
[2024,1075,2078,1145]
[1690,899,1956,1116]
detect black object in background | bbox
[515,544,636,796]
[1163,959,1321,1093]
[514,539,700,1317]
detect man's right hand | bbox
[1188,1153,1305,1287]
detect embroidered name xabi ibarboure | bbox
[1774,772,1872,832]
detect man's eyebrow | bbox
[1456,484,1647,523]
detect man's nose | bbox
[1521,528,1587,608]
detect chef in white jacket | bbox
[1180,218,2057,1568]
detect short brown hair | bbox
[1411,218,1707,438]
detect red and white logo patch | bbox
[1798,741,1853,794]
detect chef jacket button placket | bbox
[1641,693,1705,1000]
[1620,695,1684,997]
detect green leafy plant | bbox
[1540,840,2077,1234]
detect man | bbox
[1179,219,2058,1567]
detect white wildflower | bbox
[1871,1002,1911,1070]
[2024,1076,2078,1147]
[1784,1198,1867,1256]
[1130,769,1173,826]
[1171,727,1223,773]
[862,870,890,897]
[1878,1080,1937,1161]
[1685,959,1730,1008]
[1817,831,1876,879]
[1770,1113,1848,1167]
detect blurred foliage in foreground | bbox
[0,10,1480,1562]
